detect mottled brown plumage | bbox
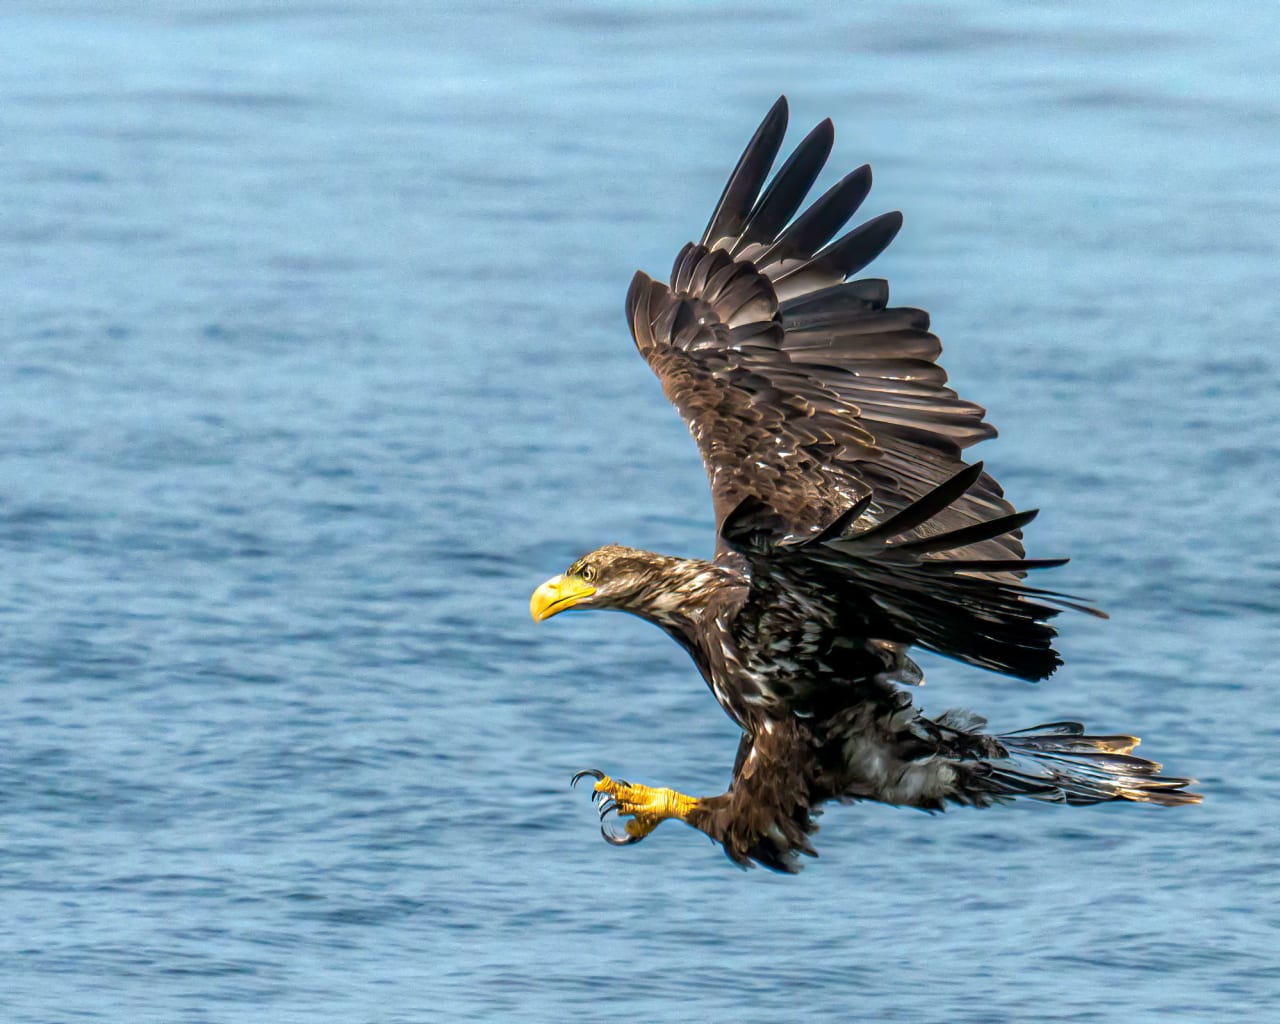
[532,97,1200,872]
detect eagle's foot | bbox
[571,769,700,846]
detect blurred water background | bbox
[2,2,1278,1021]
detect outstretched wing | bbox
[721,462,1102,685]
[627,96,1017,557]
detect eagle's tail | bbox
[962,721,1202,807]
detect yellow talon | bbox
[572,769,701,845]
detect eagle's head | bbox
[530,544,727,624]
[530,544,664,621]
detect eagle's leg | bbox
[571,769,703,845]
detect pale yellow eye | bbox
[580,564,597,583]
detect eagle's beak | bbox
[530,574,597,622]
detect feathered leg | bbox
[572,724,821,872]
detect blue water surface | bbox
[2,2,1278,1021]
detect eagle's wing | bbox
[719,462,1101,684]
[627,96,1018,557]
[628,97,1098,685]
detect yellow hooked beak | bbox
[530,574,597,622]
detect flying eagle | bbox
[530,97,1200,872]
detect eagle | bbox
[530,97,1200,873]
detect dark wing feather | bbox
[732,118,834,252]
[721,465,1104,683]
[627,96,1016,563]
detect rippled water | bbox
[2,2,1278,1021]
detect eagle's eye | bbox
[580,564,597,584]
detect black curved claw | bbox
[597,798,618,820]
[601,821,642,846]
[571,769,604,790]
